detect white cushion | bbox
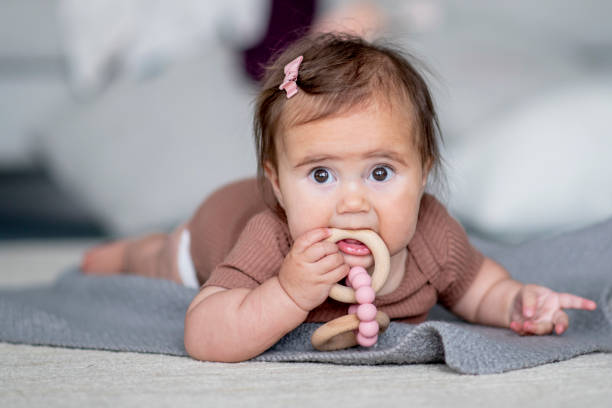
[447,78,612,243]
[37,45,257,235]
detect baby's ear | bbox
[421,158,433,187]
[263,161,285,209]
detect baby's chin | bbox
[341,253,374,270]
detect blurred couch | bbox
[0,0,68,168]
[2,0,612,243]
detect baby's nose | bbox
[337,184,370,214]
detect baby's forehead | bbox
[278,93,419,148]
[282,89,415,126]
[277,100,420,164]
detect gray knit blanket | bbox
[1,219,611,374]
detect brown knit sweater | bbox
[188,178,484,324]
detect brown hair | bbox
[254,32,443,207]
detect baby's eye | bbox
[310,167,335,184]
[369,165,395,182]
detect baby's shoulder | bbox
[416,193,451,228]
[245,208,287,231]
[412,193,468,263]
[240,208,292,252]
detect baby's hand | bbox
[509,284,597,336]
[278,228,349,312]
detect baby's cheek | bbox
[385,225,416,255]
[286,202,330,239]
[379,206,419,252]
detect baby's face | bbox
[265,102,428,269]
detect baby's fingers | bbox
[520,285,539,318]
[293,228,331,254]
[509,321,532,336]
[522,320,554,335]
[303,241,339,263]
[552,310,569,335]
[318,252,348,278]
[509,321,526,335]
[558,293,597,311]
[325,262,350,285]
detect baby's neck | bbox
[374,248,407,296]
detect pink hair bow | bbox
[279,55,303,99]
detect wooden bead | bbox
[311,311,390,351]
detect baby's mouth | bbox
[336,239,371,256]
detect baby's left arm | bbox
[450,257,597,335]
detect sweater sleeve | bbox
[417,194,485,309]
[201,210,291,290]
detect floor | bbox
[1,241,611,407]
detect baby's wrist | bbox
[505,281,526,324]
[275,276,311,315]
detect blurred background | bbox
[1,0,611,246]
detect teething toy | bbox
[310,229,391,351]
[326,228,391,304]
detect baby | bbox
[82,33,597,362]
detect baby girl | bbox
[82,33,597,362]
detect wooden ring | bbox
[325,228,390,303]
[311,311,390,351]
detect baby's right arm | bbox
[184,228,349,362]
[184,278,307,362]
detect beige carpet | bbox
[1,241,611,407]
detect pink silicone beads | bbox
[346,266,380,347]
